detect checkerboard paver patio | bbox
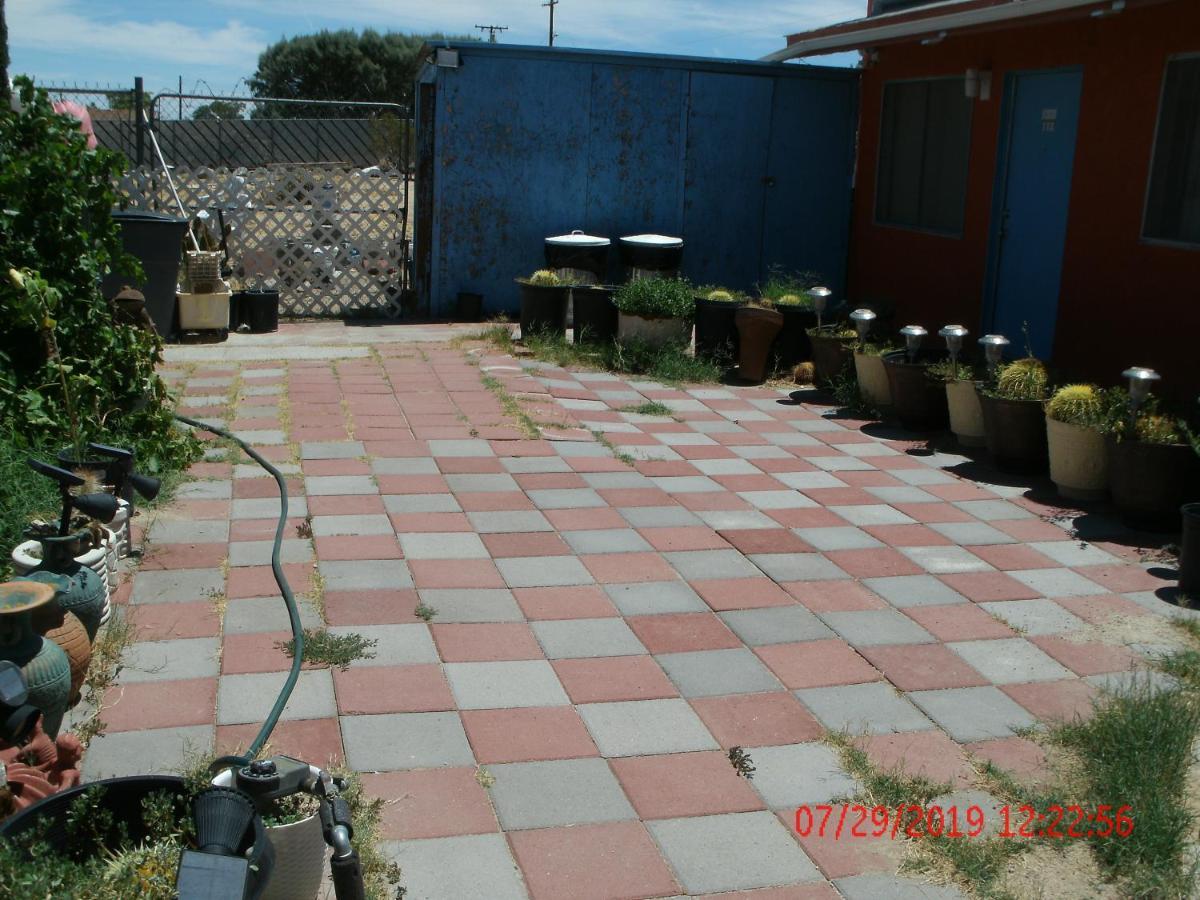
[88,325,1189,899]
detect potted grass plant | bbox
[979,358,1051,474]
[693,287,746,363]
[614,277,693,347]
[882,326,949,431]
[516,269,570,338]
[758,272,820,368]
[927,359,985,447]
[807,322,856,387]
[1103,399,1200,532]
[1044,384,1114,501]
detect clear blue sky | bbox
[8,0,864,97]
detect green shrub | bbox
[1046,383,1105,426]
[925,359,979,383]
[1136,414,1184,445]
[769,292,813,309]
[992,358,1049,401]
[757,268,820,306]
[614,277,694,320]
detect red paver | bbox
[968,544,1061,570]
[217,717,344,766]
[226,563,312,599]
[854,731,975,788]
[552,656,678,703]
[333,665,455,714]
[859,644,989,691]
[1028,636,1139,676]
[544,507,628,531]
[323,589,422,625]
[461,707,598,763]
[717,529,814,555]
[640,526,731,552]
[690,692,823,748]
[221,631,297,674]
[363,768,498,840]
[862,524,954,546]
[580,552,678,584]
[937,571,1042,602]
[755,640,881,690]
[628,613,742,654]
[314,534,403,560]
[482,532,572,557]
[612,751,765,819]
[965,737,1052,785]
[825,548,924,579]
[1055,593,1153,624]
[783,580,888,612]
[102,678,216,731]
[790,804,902,879]
[903,604,1016,641]
[508,821,680,900]
[1072,564,1167,593]
[514,586,619,620]
[1002,680,1098,724]
[431,623,544,661]
[307,495,385,516]
[692,578,796,610]
[140,542,228,570]
[407,558,505,589]
[127,601,220,640]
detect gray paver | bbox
[929,521,1017,545]
[416,589,524,622]
[231,496,308,519]
[118,638,220,683]
[953,499,1034,520]
[305,475,377,495]
[532,618,646,658]
[797,682,934,734]
[835,874,968,899]
[863,575,968,608]
[427,439,493,457]
[370,457,440,475]
[227,539,312,567]
[224,595,322,634]
[527,488,606,509]
[720,606,834,645]
[399,532,489,559]
[444,660,570,708]
[581,472,654,490]
[793,526,884,551]
[907,686,1038,742]
[618,506,702,528]
[1009,567,1106,597]
[177,480,233,500]
[821,610,937,646]
[319,558,413,590]
[578,698,718,756]
[496,556,594,587]
[501,455,571,473]
[692,458,761,476]
[563,529,653,554]
[750,553,849,582]
[648,811,820,894]
[830,504,917,526]
[217,670,335,724]
[444,473,520,493]
[83,725,214,780]
[866,486,940,504]
[329,624,437,666]
[383,494,462,513]
[900,546,994,574]
[656,648,782,697]
[948,638,1074,683]
[978,599,1088,635]
[695,510,780,530]
[605,581,708,615]
[488,758,636,829]
[737,490,817,510]
[342,712,475,770]
[466,510,554,533]
[774,471,848,490]
[146,518,229,544]
[310,513,392,536]
[750,742,860,808]
[300,441,365,459]
[1027,540,1121,567]
[130,568,224,605]
[649,476,724,494]
[665,549,762,581]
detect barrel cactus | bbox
[1046,384,1102,426]
[528,269,560,287]
[705,289,736,303]
[995,358,1048,401]
[773,293,812,308]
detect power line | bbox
[541,0,559,47]
[474,24,509,43]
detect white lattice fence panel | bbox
[118,165,408,318]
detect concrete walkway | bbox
[87,322,1184,899]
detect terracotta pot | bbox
[735,306,784,382]
[979,394,1049,475]
[1046,416,1109,501]
[946,380,986,447]
[1107,437,1200,532]
[617,312,691,347]
[882,351,949,431]
[853,351,891,409]
[808,329,854,387]
[40,612,91,707]
[261,813,327,900]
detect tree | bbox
[192,100,245,120]
[248,29,474,115]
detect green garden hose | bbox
[174,413,302,763]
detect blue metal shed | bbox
[415,43,859,318]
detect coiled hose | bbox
[174,413,302,764]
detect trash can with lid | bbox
[544,231,611,285]
[102,210,189,338]
[618,234,683,281]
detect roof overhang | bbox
[763,0,1130,61]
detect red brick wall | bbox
[848,0,1200,396]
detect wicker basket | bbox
[186,250,222,282]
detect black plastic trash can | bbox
[102,210,189,338]
[241,289,280,333]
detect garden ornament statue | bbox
[939,325,968,365]
[850,308,876,346]
[0,582,71,738]
[810,286,832,329]
[899,325,927,363]
[978,334,1010,375]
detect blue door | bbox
[985,69,1083,359]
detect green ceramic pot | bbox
[0,582,72,738]
[20,569,103,641]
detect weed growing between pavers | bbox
[414,602,437,622]
[620,401,675,418]
[589,428,636,468]
[480,374,541,440]
[71,608,136,748]
[278,627,377,671]
[728,746,756,779]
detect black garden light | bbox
[86,443,161,506]
[26,459,119,536]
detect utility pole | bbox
[474,24,508,43]
[542,0,558,46]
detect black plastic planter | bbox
[240,289,279,333]
[979,394,1049,474]
[693,296,743,362]
[808,328,855,387]
[1181,503,1200,596]
[1107,438,1200,532]
[572,286,618,344]
[457,292,484,322]
[882,351,950,431]
[517,282,568,338]
[772,306,818,369]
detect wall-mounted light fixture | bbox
[965,68,993,101]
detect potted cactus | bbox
[757,271,821,369]
[1103,400,1200,532]
[516,269,570,339]
[979,358,1051,474]
[614,277,693,347]
[1044,384,1113,501]
[693,287,746,363]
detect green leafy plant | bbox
[806,323,857,339]
[1045,383,1106,427]
[277,628,377,671]
[925,359,979,383]
[613,277,694,320]
[991,358,1049,401]
[1135,414,1185,445]
[757,268,820,306]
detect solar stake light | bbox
[850,308,876,346]
[1122,367,1161,416]
[810,286,832,329]
[939,325,968,364]
[900,325,927,363]
[978,334,1010,374]
[26,458,119,536]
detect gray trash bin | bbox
[102,210,189,338]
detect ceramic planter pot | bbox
[735,306,784,383]
[13,534,111,628]
[261,813,327,900]
[1045,417,1109,501]
[693,296,744,362]
[617,312,691,347]
[572,286,618,344]
[1106,437,1200,532]
[853,351,891,409]
[945,380,986,447]
[19,569,103,642]
[772,305,818,369]
[517,281,569,338]
[0,582,73,739]
[979,395,1049,474]
[37,608,91,707]
[882,351,949,431]
[1181,503,1200,597]
[808,329,855,387]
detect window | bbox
[875,78,973,234]
[871,0,940,15]
[1144,55,1200,246]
